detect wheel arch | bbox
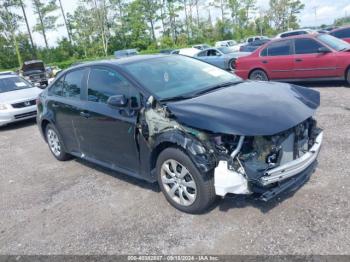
[149,130,216,176]
[248,67,269,79]
[41,119,51,141]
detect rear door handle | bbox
[80,111,91,118]
[52,103,59,108]
[295,58,303,62]
[262,60,268,64]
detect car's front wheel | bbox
[45,124,71,161]
[156,148,216,214]
[249,69,269,81]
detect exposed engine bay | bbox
[139,96,323,200]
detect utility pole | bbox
[58,0,72,43]
[313,6,318,26]
[19,0,36,57]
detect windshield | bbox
[124,56,242,100]
[227,41,236,46]
[0,76,33,93]
[317,34,350,51]
[218,47,233,54]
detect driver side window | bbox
[87,67,139,107]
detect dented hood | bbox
[166,81,320,136]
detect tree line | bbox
[0,0,307,69]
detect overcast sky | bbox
[21,0,350,47]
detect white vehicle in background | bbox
[275,29,315,38]
[215,40,237,47]
[0,74,42,127]
[173,48,200,57]
[192,44,211,50]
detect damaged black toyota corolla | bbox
[37,55,323,213]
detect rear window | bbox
[0,77,32,93]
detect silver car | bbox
[194,47,250,70]
[0,74,42,127]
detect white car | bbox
[174,48,201,57]
[0,74,42,127]
[192,44,211,50]
[275,29,315,38]
[215,40,237,49]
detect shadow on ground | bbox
[0,118,37,131]
[75,157,160,193]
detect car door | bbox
[78,66,140,173]
[293,38,338,78]
[259,39,295,79]
[48,68,88,154]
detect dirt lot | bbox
[0,82,349,255]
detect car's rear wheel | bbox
[45,124,71,161]
[346,68,350,87]
[249,69,269,81]
[156,147,216,214]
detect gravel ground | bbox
[0,82,349,255]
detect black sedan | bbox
[37,55,323,213]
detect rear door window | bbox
[295,38,323,54]
[197,51,208,57]
[265,40,292,56]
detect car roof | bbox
[273,33,320,41]
[67,55,171,70]
[330,25,350,32]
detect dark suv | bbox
[37,55,323,213]
[21,60,48,88]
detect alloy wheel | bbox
[47,129,61,157]
[160,159,197,206]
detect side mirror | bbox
[318,47,331,53]
[107,94,128,108]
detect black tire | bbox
[346,68,350,87]
[249,69,269,81]
[45,124,72,161]
[156,147,216,214]
[228,58,236,71]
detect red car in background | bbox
[235,34,350,85]
[330,26,350,44]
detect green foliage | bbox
[32,0,59,48]
[334,16,350,27]
[0,0,311,70]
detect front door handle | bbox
[80,111,91,118]
[52,103,59,108]
[295,58,303,62]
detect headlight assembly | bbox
[0,104,8,110]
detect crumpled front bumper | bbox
[260,131,323,186]
[214,131,323,200]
